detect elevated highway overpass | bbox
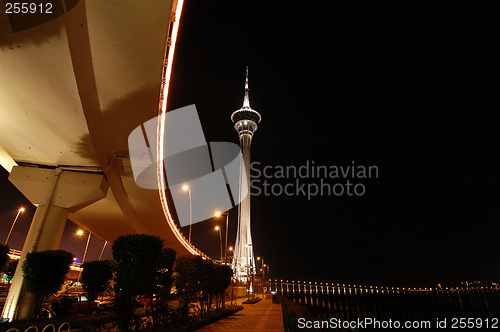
[0,0,202,320]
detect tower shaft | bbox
[233,134,254,280]
[231,67,261,283]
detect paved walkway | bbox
[195,297,284,331]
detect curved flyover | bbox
[0,0,204,263]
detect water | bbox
[274,283,500,321]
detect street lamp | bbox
[214,226,222,262]
[183,185,192,243]
[245,243,253,265]
[98,241,108,260]
[263,263,270,289]
[245,243,254,296]
[5,207,25,245]
[77,229,91,283]
[214,211,230,264]
[228,246,234,266]
[257,256,265,278]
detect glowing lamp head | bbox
[19,207,25,212]
[214,212,221,217]
[182,185,189,191]
[215,226,220,231]
[77,230,84,236]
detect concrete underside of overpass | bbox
[0,0,202,320]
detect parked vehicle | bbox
[137,295,152,307]
[136,295,168,307]
[97,297,114,312]
[50,294,97,315]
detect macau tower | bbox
[231,67,261,284]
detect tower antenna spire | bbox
[243,66,250,108]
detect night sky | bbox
[1,1,499,287]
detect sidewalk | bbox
[195,297,284,331]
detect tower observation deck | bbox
[231,67,261,284]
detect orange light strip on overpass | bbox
[156,0,200,257]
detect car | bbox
[50,294,97,315]
[137,295,152,307]
[96,297,115,312]
[62,286,84,295]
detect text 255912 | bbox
[5,3,53,14]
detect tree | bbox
[174,255,204,319]
[22,250,74,318]
[112,234,176,332]
[0,244,9,273]
[174,257,232,319]
[153,247,176,327]
[199,259,216,317]
[80,260,115,314]
[214,264,232,309]
[204,262,232,312]
[157,248,176,297]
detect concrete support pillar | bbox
[1,166,108,321]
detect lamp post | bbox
[77,229,91,283]
[229,246,235,305]
[183,185,192,243]
[5,207,25,245]
[257,256,265,294]
[257,257,265,275]
[245,243,254,296]
[227,246,234,268]
[98,241,108,260]
[214,211,230,264]
[245,243,253,269]
[215,226,222,262]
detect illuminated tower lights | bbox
[231,67,261,285]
